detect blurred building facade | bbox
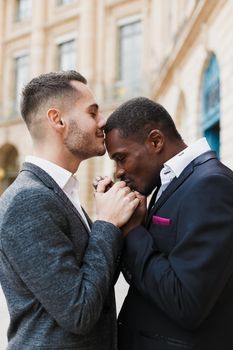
[1,0,233,347]
[1,0,233,213]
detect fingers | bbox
[94,177,140,217]
[127,191,137,200]
[92,176,105,190]
[118,187,140,210]
[94,180,141,227]
[130,197,140,209]
[134,191,146,204]
[93,176,115,193]
[113,180,128,189]
[118,185,132,196]
[95,179,127,194]
[96,177,112,193]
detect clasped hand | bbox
[94,176,146,233]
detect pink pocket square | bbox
[152,215,172,225]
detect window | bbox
[58,40,76,70]
[57,0,74,5]
[14,55,29,112]
[202,54,220,158]
[15,0,32,21]
[117,19,142,97]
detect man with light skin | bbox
[0,71,140,350]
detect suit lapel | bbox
[145,166,193,226]
[145,185,161,223]
[81,206,93,229]
[146,151,216,227]
[21,162,92,232]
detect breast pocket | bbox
[149,222,176,255]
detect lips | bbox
[121,178,132,187]
[96,131,104,138]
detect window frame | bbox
[202,53,221,158]
[15,0,32,22]
[14,52,30,113]
[116,15,143,98]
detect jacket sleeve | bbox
[122,174,233,330]
[1,188,122,335]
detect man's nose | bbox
[115,167,125,179]
[98,113,106,128]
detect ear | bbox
[146,129,164,153]
[47,108,65,133]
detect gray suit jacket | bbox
[0,162,122,349]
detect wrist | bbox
[96,215,119,227]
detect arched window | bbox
[202,54,220,158]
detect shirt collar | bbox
[25,155,74,190]
[163,137,211,178]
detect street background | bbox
[1,0,233,348]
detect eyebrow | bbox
[110,151,125,160]
[87,103,99,112]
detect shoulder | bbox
[1,174,51,206]
[0,174,64,233]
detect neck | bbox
[33,143,81,174]
[163,139,187,163]
[171,140,187,157]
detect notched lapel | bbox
[146,166,193,227]
[21,162,91,233]
[145,151,217,227]
[53,186,91,233]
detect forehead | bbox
[70,80,96,107]
[105,129,139,156]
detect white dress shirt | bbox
[156,138,211,202]
[25,156,90,230]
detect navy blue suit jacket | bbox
[118,151,233,350]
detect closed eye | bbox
[115,155,125,162]
[90,112,97,118]
[87,103,99,118]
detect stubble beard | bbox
[64,121,106,160]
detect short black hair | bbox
[105,97,182,142]
[20,70,87,128]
